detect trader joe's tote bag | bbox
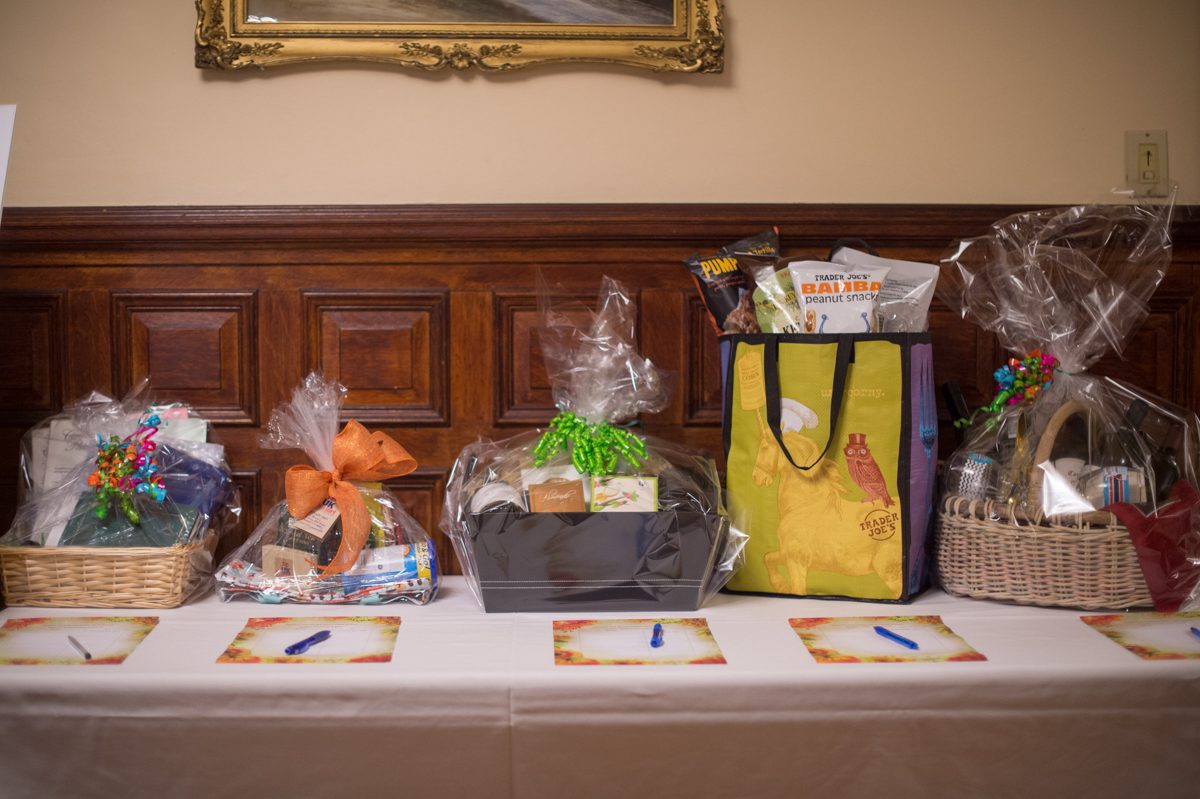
[722,333,935,601]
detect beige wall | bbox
[0,0,1196,207]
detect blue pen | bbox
[650,622,665,648]
[873,625,919,651]
[1189,626,1200,642]
[285,629,332,656]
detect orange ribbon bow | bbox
[284,420,417,579]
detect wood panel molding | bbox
[0,291,65,425]
[492,289,637,427]
[111,290,258,425]
[5,204,1195,254]
[684,294,723,426]
[303,290,450,426]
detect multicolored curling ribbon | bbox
[533,410,647,477]
[87,413,167,525]
[954,350,1059,429]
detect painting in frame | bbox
[196,0,724,73]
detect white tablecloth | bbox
[1,577,1196,799]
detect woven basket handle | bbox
[1028,399,1111,523]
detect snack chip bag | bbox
[786,260,891,334]
[685,228,779,334]
[746,261,804,334]
[831,246,938,333]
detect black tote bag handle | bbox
[826,238,879,261]
[762,337,853,471]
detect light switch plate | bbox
[1125,130,1169,197]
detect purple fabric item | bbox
[907,342,936,593]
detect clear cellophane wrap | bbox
[3,382,241,603]
[940,202,1200,610]
[215,374,437,605]
[441,277,746,610]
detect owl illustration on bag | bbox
[844,433,894,507]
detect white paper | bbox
[42,419,90,492]
[156,417,208,443]
[27,427,50,492]
[0,616,157,665]
[0,105,14,225]
[33,489,79,548]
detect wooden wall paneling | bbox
[65,289,112,401]
[217,468,262,565]
[1085,260,1195,409]
[492,289,613,427]
[303,290,450,427]
[636,287,684,427]
[447,286,489,445]
[259,288,305,439]
[1192,263,1200,416]
[1162,251,1200,414]
[0,290,65,517]
[0,291,64,426]
[1090,289,1193,404]
[920,306,1002,457]
[0,429,23,519]
[111,290,258,425]
[683,294,724,428]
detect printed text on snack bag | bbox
[701,256,739,280]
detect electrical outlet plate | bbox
[1125,130,1169,197]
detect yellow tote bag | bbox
[722,334,936,601]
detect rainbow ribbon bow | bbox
[87,413,168,525]
[955,350,1059,429]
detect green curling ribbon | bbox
[533,410,647,477]
[954,388,1016,431]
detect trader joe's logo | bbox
[861,508,899,541]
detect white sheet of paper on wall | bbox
[0,105,14,225]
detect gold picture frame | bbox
[195,0,723,73]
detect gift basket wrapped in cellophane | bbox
[0,382,241,608]
[442,277,747,612]
[936,200,1200,611]
[215,374,438,605]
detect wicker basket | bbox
[0,531,217,608]
[936,495,1152,609]
[937,391,1156,610]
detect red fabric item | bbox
[1105,481,1200,612]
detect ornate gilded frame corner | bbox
[196,0,723,73]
